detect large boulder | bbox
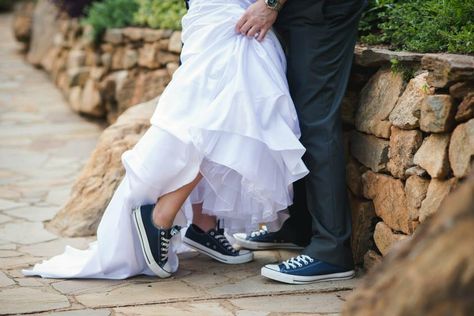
[413,134,451,179]
[387,127,423,179]
[455,92,474,123]
[373,221,407,256]
[419,178,457,223]
[46,98,158,237]
[362,171,412,234]
[449,118,474,178]
[422,54,474,88]
[389,72,432,130]
[353,46,423,68]
[350,131,389,172]
[342,173,474,316]
[355,69,404,139]
[420,95,456,133]
[450,81,474,100]
[404,175,429,229]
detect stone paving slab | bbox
[0,12,357,315]
[19,237,92,258]
[0,271,15,287]
[4,205,58,222]
[46,310,112,316]
[0,287,71,314]
[0,221,57,244]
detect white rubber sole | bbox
[233,233,304,250]
[132,208,171,278]
[261,266,355,285]
[183,236,254,264]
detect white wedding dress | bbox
[23,0,308,279]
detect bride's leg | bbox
[192,203,217,232]
[152,173,203,228]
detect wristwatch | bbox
[265,0,283,11]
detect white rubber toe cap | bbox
[263,264,281,272]
[238,249,252,256]
[233,233,248,241]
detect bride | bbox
[24,0,308,279]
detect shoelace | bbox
[214,230,237,253]
[160,226,181,261]
[282,255,314,269]
[250,225,269,238]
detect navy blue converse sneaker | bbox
[132,204,181,278]
[233,226,303,250]
[183,224,253,264]
[261,255,355,284]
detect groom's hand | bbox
[236,0,278,42]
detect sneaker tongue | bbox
[206,228,223,236]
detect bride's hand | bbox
[236,0,278,42]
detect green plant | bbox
[134,0,186,30]
[359,0,474,54]
[390,58,415,82]
[83,0,139,41]
[52,0,98,17]
[0,0,15,11]
[358,0,396,38]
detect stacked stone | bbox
[24,0,182,123]
[42,24,181,123]
[346,48,474,268]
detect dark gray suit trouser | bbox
[274,0,366,269]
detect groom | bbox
[234,0,367,284]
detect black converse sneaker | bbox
[132,204,181,278]
[183,224,253,264]
[233,226,304,250]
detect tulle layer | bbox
[123,125,307,234]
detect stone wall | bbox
[16,0,181,123]
[15,1,474,267]
[343,172,474,316]
[345,48,474,266]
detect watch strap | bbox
[265,0,283,11]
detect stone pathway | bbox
[0,13,356,315]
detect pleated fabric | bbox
[23,0,308,279]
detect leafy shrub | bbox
[0,0,15,11]
[359,0,474,54]
[359,0,395,38]
[82,0,139,41]
[134,0,186,30]
[82,0,185,41]
[51,0,98,18]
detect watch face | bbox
[267,0,278,7]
